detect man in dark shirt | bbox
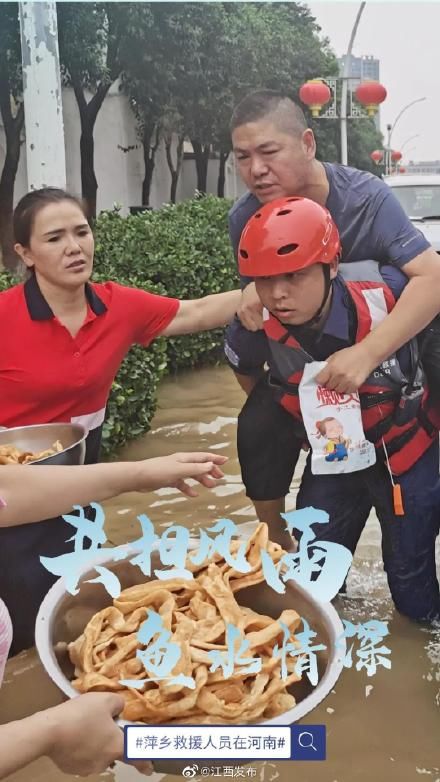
[225,89,440,530]
[236,195,440,623]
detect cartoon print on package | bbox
[298,361,377,475]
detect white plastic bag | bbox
[298,361,377,475]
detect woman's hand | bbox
[135,452,227,497]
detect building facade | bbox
[405,160,440,175]
[339,54,380,82]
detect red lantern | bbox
[399,166,406,174]
[391,150,402,162]
[370,150,384,164]
[299,79,332,118]
[355,80,387,117]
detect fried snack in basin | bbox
[0,440,63,464]
[68,523,305,724]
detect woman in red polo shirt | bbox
[0,187,241,654]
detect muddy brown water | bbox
[1,366,439,781]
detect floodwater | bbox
[1,365,439,782]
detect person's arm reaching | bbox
[316,184,440,393]
[161,289,241,336]
[317,247,440,392]
[0,452,227,527]
[0,692,152,779]
[227,202,268,389]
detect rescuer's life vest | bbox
[264,279,438,476]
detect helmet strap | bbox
[300,264,333,328]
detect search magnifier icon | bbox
[298,731,317,751]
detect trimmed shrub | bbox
[94,195,238,370]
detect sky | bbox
[306,1,440,163]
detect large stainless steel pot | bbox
[36,547,345,775]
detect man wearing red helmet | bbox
[225,89,440,538]
[237,195,440,623]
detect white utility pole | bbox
[340,1,367,166]
[19,1,66,190]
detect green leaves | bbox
[93,195,236,454]
[116,2,341,194]
[57,2,129,90]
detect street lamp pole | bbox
[385,123,392,176]
[400,134,420,151]
[386,98,426,175]
[340,1,366,166]
[404,146,417,161]
[18,1,66,190]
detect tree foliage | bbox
[119,2,341,199]
[0,0,385,246]
[120,3,237,201]
[118,4,166,205]
[57,2,129,218]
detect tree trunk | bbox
[174,135,185,204]
[0,144,20,268]
[72,79,112,220]
[170,172,179,204]
[191,139,211,193]
[79,120,97,220]
[165,134,185,204]
[0,103,24,269]
[217,150,229,198]
[64,3,123,219]
[142,159,154,206]
[141,124,160,206]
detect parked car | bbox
[384,174,440,251]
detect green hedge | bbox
[94,195,237,371]
[1,196,238,455]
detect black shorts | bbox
[237,377,304,501]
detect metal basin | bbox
[36,548,345,775]
[0,423,86,466]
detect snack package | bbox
[298,361,377,475]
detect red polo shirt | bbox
[0,276,179,459]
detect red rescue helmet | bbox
[238,196,341,277]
